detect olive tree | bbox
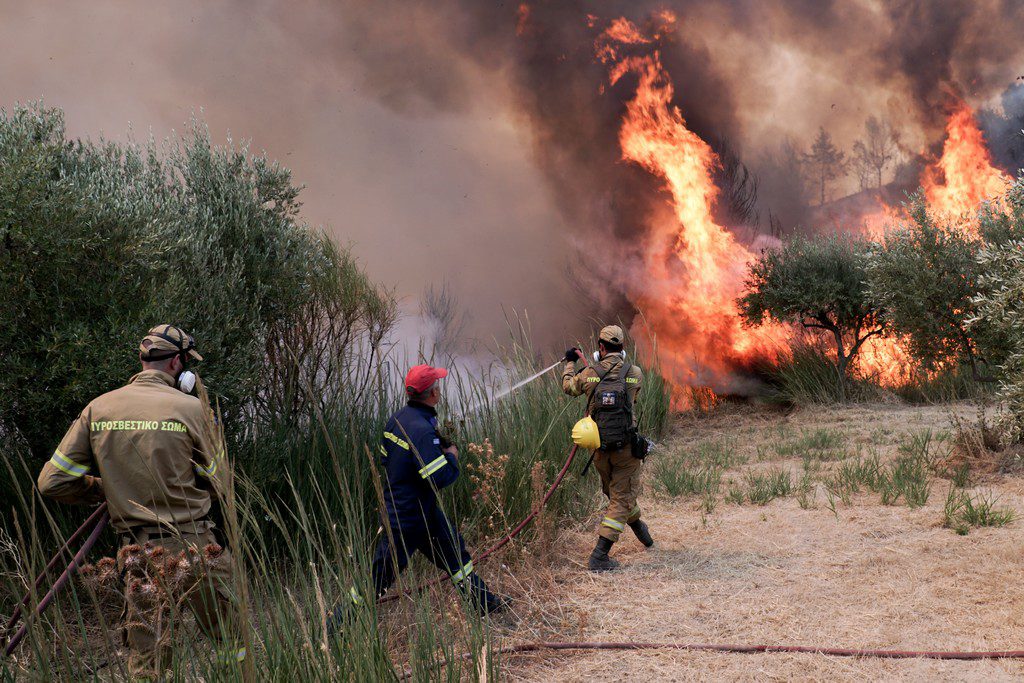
[970,178,1024,438]
[866,188,1024,383]
[739,234,885,399]
[0,103,396,498]
[866,197,1004,380]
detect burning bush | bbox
[865,195,1007,381]
[738,234,884,400]
[973,179,1024,441]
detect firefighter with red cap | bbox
[330,364,506,623]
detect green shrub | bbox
[866,195,1011,380]
[972,181,1024,441]
[0,103,398,528]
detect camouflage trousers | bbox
[117,528,244,679]
[593,445,643,542]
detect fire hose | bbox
[3,503,110,657]
[400,640,1024,678]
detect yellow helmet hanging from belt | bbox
[572,416,601,450]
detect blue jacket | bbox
[379,401,459,529]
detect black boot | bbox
[588,536,620,572]
[479,591,512,616]
[629,519,654,548]
[465,574,511,616]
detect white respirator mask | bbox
[593,350,627,363]
[177,370,197,394]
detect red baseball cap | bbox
[405,364,448,394]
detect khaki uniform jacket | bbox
[37,370,225,533]
[562,354,643,421]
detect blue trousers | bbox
[372,508,491,604]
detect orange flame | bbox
[516,3,531,37]
[856,336,914,387]
[862,103,1010,387]
[597,15,786,401]
[596,15,1007,398]
[922,103,1010,226]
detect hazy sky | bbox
[0,1,577,348]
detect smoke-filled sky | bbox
[0,1,577,348]
[4,0,1024,350]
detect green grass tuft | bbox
[744,468,793,505]
[652,460,722,498]
[771,427,849,463]
[943,486,1016,535]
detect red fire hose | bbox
[3,503,109,637]
[400,640,1024,678]
[3,505,110,657]
[490,640,1024,660]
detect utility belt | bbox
[598,428,652,460]
[118,518,215,546]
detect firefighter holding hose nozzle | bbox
[563,325,653,571]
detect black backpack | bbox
[589,359,634,451]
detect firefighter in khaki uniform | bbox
[37,325,245,678]
[563,325,654,571]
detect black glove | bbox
[564,347,582,363]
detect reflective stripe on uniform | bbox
[379,444,387,456]
[451,560,474,585]
[349,586,365,606]
[629,505,641,518]
[601,517,625,531]
[215,646,247,665]
[194,449,224,479]
[383,431,410,450]
[49,450,89,478]
[418,455,447,479]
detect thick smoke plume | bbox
[4,1,1024,365]
[338,1,1024,308]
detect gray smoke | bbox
[4,0,1024,355]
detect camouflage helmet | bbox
[139,325,203,362]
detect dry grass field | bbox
[493,402,1024,681]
